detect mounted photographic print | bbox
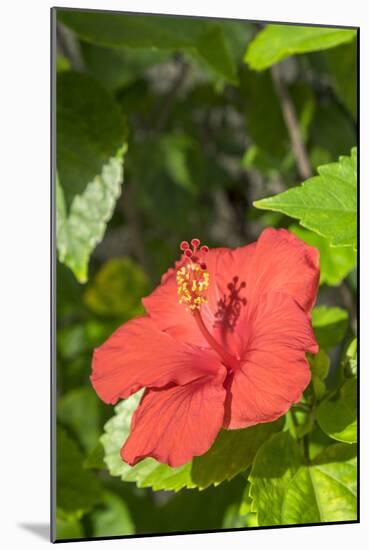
[51,7,359,543]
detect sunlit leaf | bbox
[244,24,356,71]
[312,306,349,350]
[290,225,356,286]
[342,338,357,378]
[249,433,357,525]
[317,379,357,443]
[249,432,302,525]
[56,148,126,283]
[238,485,259,527]
[254,149,357,249]
[282,444,357,523]
[308,350,330,400]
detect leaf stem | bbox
[303,434,310,464]
[292,403,311,413]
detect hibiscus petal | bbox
[202,243,255,357]
[245,228,319,313]
[121,375,227,467]
[91,316,223,405]
[224,291,317,429]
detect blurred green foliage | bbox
[55,9,357,541]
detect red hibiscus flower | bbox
[91,229,319,468]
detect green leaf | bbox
[309,350,330,381]
[58,11,237,84]
[57,71,126,205]
[58,387,101,451]
[238,485,259,527]
[240,71,314,171]
[244,24,356,71]
[57,56,71,73]
[317,379,357,443]
[312,306,349,350]
[249,433,357,525]
[190,418,284,488]
[101,391,284,491]
[282,444,357,523]
[57,428,102,517]
[310,103,356,163]
[254,148,357,249]
[290,225,356,287]
[222,502,257,529]
[56,514,84,540]
[325,41,357,119]
[56,147,125,283]
[308,350,330,400]
[100,390,194,491]
[308,424,335,461]
[91,491,135,537]
[83,442,106,470]
[342,338,357,378]
[160,134,197,194]
[249,432,302,525]
[84,258,148,319]
[220,20,254,65]
[81,42,170,91]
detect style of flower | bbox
[91,229,319,468]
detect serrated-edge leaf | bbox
[100,391,195,492]
[254,148,357,249]
[281,444,357,524]
[57,146,125,283]
[101,391,284,491]
[249,434,356,526]
[248,432,302,526]
[190,418,284,488]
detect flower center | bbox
[176,239,210,311]
[176,239,239,371]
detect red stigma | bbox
[180,238,209,265]
[180,241,190,251]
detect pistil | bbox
[176,238,239,371]
[193,309,239,371]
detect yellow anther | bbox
[176,262,209,311]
